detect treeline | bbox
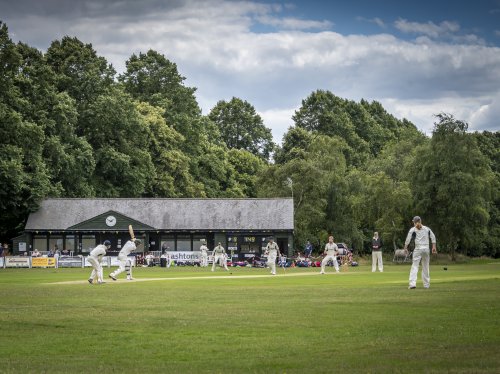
[1,22,499,257]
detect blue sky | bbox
[269,0,500,44]
[1,0,499,144]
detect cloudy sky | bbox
[1,0,500,144]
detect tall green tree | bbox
[0,22,53,238]
[136,101,203,197]
[273,127,312,165]
[118,50,200,135]
[471,131,500,256]
[15,42,96,197]
[349,170,412,252]
[344,100,392,156]
[257,135,347,249]
[208,97,275,161]
[227,149,266,197]
[292,90,370,166]
[45,36,115,111]
[413,114,495,259]
[79,88,155,197]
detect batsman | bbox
[109,225,141,281]
[265,237,281,275]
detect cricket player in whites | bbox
[404,216,437,289]
[265,237,280,275]
[109,238,141,281]
[199,241,209,267]
[211,242,229,272]
[320,235,340,274]
[88,240,111,284]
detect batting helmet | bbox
[134,239,142,245]
[103,240,111,247]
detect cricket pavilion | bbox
[17,198,294,260]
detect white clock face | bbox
[105,215,117,227]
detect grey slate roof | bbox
[25,198,294,231]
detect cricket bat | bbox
[128,224,135,240]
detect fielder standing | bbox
[371,231,383,272]
[404,216,437,289]
[88,240,111,284]
[200,241,209,267]
[320,235,339,274]
[265,237,280,275]
[211,242,229,272]
[109,238,141,281]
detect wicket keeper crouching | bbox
[109,239,141,281]
[88,240,111,284]
[211,242,229,272]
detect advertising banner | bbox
[57,256,84,268]
[167,251,201,263]
[31,257,57,268]
[5,257,31,268]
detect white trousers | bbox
[321,255,339,273]
[212,254,228,271]
[88,256,103,283]
[267,253,277,274]
[201,253,208,267]
[372,251,383,272]
[409,249,430,288]
[111,255,132,278]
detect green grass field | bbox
[1,260,499,373]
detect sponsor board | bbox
[31,257,57,268]
[58,256,84,268]
[5,257,31,268]
[167,251,201,262]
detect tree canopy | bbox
[0,21,499,258]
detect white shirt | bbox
[405,226,436,251]
[119,240,136,256]
[266,242,279,256]
[213,245,225,255]
[324,242,338,256]
[90,244,107,259]
[200,245,208,255]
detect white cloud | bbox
[259,108,297,144]
[2,0,499,145]
[394,18,460,38]
[356,16,387,29]
[256,15,333,30]
[383,94,500,135]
